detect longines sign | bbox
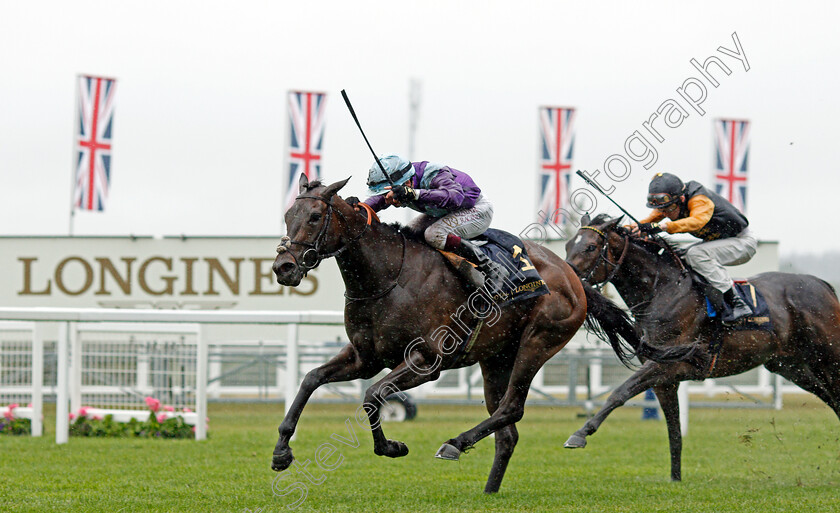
[1,236,344,310]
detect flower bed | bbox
[68,397,205,439]
[0,404,31,435]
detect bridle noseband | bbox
[578,225,629,288]
[277,194,371,273]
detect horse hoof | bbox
[271,448,294,471]
[375,439,409,458]
[564,434,587,449]
[435,443,461,461]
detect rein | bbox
[344,232,406,303]
[277,195,373,273]
[579,226,629,288]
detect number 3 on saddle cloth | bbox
[440,228,551,307]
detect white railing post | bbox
[31,323,44,437]
[285,322,299,442]
[590,356,603,396]
[285,323,299,415]
[773,373,784,410]
[758,366,771,394]
[208,343,222,400]
[195,325,208,441]
[70,323,81,414]
[55,322,70,444]
[678,381,689,437]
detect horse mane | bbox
[382,222,427,244]
[302,182,427,244]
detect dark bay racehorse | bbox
[270,177,687,493]
[563,213,840,481]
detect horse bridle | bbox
[578,225,630,288]
[577,224,688,288]
[276,195,370,273]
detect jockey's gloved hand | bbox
[638,222,662,235]
[392,185,418,203]
[345,196,361,208]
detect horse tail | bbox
[582,283,703,368]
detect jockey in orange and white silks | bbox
[360,154,508,291]
[629,172,757,323]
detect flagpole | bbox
[69,75,80,236]
[281,91,291,236]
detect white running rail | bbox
[0,307,344,444]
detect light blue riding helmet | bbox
[366,154,414,196]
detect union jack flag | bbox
[285,91,326,211]
[73,75,116,211]
[713,118,750,214]
[538,107,576,225]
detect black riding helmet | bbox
[646,172,685,209]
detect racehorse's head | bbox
[564,214,627,285]
[273,174,352,286]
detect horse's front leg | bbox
[363,352,441,458]
[653,384,683,481]
[564,360,690,449]
[272,344,379,472]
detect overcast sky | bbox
[1,0,838,255]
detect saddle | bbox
[690,271,773,332]
[438,228,549,307]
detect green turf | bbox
[2,399,839,512]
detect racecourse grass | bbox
[2,398,839,513]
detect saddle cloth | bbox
[465,228,550,307]
[705,280,773,332]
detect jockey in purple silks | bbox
[357,154,509,291]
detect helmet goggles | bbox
[646,192,680,209]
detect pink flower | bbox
[8,403,18,412]
[3,410,12,421]
[191,426,196,432]
[163,405,174,412]
[78,406,90,417]
[156,413,167,423]
[144,397,161,413]
[69,413,76,420]
[93,415,103,421]
[182,408,192,413]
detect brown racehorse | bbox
[563,213,840,481]
[270,176,687,493]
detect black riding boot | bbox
[452,239,510,292]
[723,287,752,323]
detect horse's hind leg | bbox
[765,359,840,420]
[436,318,577,463]
[653,384,683,481]
[478,353,518,494]
[362,351,442,458]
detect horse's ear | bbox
[323,177,351,199]
[604,215,624,231]
[580,213,591,227]
[298,173,310,194]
